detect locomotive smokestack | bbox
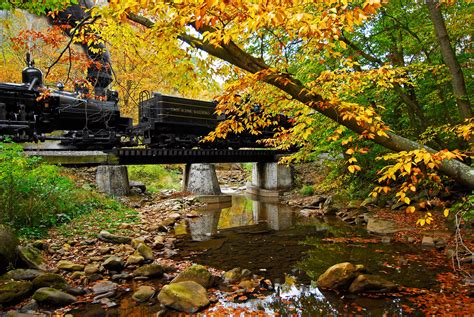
[22,53,43,89]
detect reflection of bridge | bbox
[182,195,295,241]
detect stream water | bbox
[72,194,446,316]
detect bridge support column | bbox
[96,165,130,196]
[247,163,293,198]
[183,163,222,195]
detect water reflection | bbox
[177,195,295,241]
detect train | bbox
[0,55,287,150]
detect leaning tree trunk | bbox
[126,13,474,188]
[426,0,472,121]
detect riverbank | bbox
[1,164,472,316]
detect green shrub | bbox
[0,142,102,237]
[128,164,181,192]
[300,185,315,196]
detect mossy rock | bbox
[158,281,209,313]
[223,267,252,284]
[133,263,163,278]
[316,262,361,290]
[32,287,76,307]
[171,265,212,288]
[17,244,47,271]
[132,285,155,302]
[32,273,68,290]
[0,225,18,274]
[0,280,33,305]
[1,269,42,281]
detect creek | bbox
[72,194,445,316]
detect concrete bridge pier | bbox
[183,163,222,195]
[247,162,293,198]
[96,165,130,196]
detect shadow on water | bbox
[173,194,442,316]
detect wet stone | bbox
[132,285,155,302]
[171,265,212,288]
[348,274,397,293]
[157,281,209,313]
[317,262,361,290]
[92,281,117,296]
[223,268,252,284]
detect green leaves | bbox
[0,0,77,14]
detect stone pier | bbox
[96,165,130,196]
[183,163,222,195]
[246,162,293,198]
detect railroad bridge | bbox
[25,147,294,199]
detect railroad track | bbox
[23,147,289,165]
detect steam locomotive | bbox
[0,56,282,150]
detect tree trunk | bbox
[126,13,474,189]
[426,0,472,120]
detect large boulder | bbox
[348,274,397,293]
[0,226,18,274]
[157,281,209,313]
[171,265,212,288]
[17,245,47,271]
[1,269,42,281]
[0,281,33,305]
[32,287,76,307]
[316,262,361,290]
[133,263,163,279]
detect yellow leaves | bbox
[347,164,361,173]
[348,157,357,163]
[416,218,426,226]
[443,208,450,217]
[345,148,355,155]
[406,206,416,213]
[403,162,411,174]
[416,212,434,227]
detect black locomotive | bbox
[0,55,284,150]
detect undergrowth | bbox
[128,164,181,192]
[0,142,136,238]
